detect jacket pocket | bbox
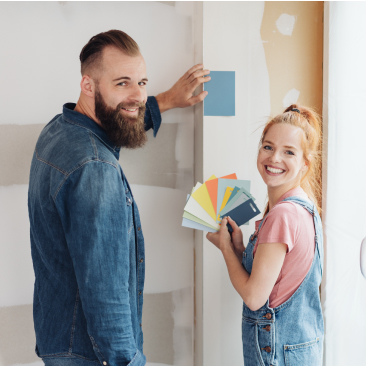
[284,337,321,366]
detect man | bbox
[28,30,209,366]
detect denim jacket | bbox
[28,97,161,366]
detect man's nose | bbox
[128,84,146,104]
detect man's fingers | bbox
[187,91,208,106]
[183,64,205,79]
[187,69,210,83]
[189,76,211,91]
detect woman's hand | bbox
[206,217,245,261]
[227,216,245,257]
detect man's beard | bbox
[94,87,147,149]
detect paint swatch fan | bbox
[182,174,261,232]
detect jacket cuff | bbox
[145,96,162,137]
[127,349,146,366]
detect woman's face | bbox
[257,123,308,191]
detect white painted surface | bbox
[282,88,300,108]
[322,2,366,365]
[0,1,193,127]
[276,13,296,36]
[0,2,196,365]
[0,185,34,307]
[172,289,194,366]
[361,237,366,279]
[202,2,270,365]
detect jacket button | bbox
[139,291,142,295]
[140,258,144,263]
[140,323,142,327]
[264,313,272,320]
[103,362,107,365]
[263,325,271,331]
[262,346,271,353]
[137,227,141,231]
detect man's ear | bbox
[80,75,95,98]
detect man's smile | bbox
[120,107,138,113]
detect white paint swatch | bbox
[184,183,220,229]
[283,88,300,108]
[276,13,296,36]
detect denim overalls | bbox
[241,196,324,366]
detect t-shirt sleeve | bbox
[257,202,299,252]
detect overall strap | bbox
[282,196,323,276]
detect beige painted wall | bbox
[261,1,323,116]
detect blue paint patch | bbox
[204,71,235,116]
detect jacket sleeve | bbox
[55,160,146,366]
[144,96,162,137]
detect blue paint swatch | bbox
[204,71,235,116]
[225,199,261,233]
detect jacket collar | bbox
[62,103,121,154]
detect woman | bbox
[207,104,323,366]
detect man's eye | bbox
[117,82,127,86]
[138,81,147,86]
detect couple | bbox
[28,30,324,366]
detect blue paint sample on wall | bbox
[204,71,235,116]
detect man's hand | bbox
[155,64,210,113]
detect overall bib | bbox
[241,196,324,366]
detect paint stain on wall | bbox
[283,88,300,108]
[260,2,323,116]
[0,124,179,189]
[276,13,296,36]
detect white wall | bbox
[201,2,270,365]
[322,3,366,365]
[0,2,196,366]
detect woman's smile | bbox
[265,165,286,175]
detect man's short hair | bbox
[79,29,140,76]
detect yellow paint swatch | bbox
[191,175,217,221]
[217,186,234,221]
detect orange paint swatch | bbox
[205,173,237,214]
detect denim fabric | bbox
[241,196,324,366]
[28,99,161,366]
[43,356,100,366]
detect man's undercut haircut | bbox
[79,29,140,76]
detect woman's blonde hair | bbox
[259,104,322,215]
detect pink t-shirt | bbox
[253,187,315,308]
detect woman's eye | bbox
[263,145,272,150]
[286,150,295,155]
